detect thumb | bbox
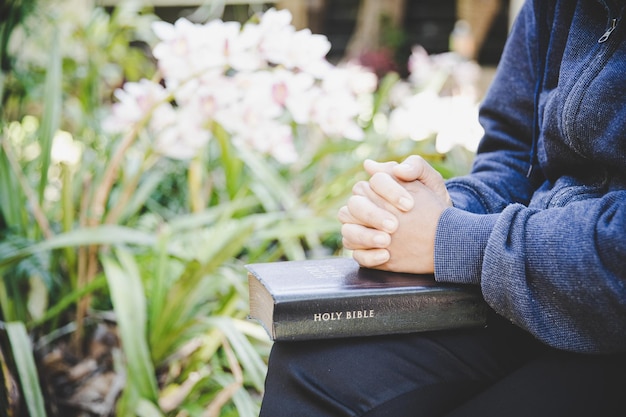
[392,155,452,204]
[363,159,398,176]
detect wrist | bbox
[434,207,499,285]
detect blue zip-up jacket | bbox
[433,0,626,354]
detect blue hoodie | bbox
[433,0,626,354]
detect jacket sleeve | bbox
[445,0,539,214]
[433,1,626,354]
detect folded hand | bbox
[338,156,452,274]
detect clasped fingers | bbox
[343,194,398,233]
[340,223,391,250]
[368,172,415,212]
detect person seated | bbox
[259,0,626,415]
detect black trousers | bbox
[259,315,626,417]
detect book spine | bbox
[272,290,488,341]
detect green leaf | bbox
[0,225,157,269]
[368,71,400,128]
[148,218,256,363]
[232,386,261,417]
[209,317,267,391]
[4,321,47,417]
[118,168,167,224]
[37,28,62,205]
[31,276,107,327]
[102,249,159,404]
[238,147,299,211]
[167,196,259,233]
[213,122,244,199]
[0,142,25,233]
[136,398,165,417]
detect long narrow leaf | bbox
[149,220,255,362]
[252,215,339,242]
[5,322,47,417]
[102,249,159,405]
[0,139,25,233]
[232,386,261,417]
[30,275,107,327]
[167,196,258,233]
[136,398,165,417]
[117,168,166,224]
[0,225,156,268]
[238,147,299,211]
[209,317,267,391]
[37,28,62,205]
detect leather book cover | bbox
[247,257,488,341]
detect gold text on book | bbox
[313,310,375,322]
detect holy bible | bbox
[246,257,488,341]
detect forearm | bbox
[434,192,626,354]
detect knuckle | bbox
[346,195,362,213]
[337,206,350,223]
[352,251,374,267]
[370,171,391,184]
[352,181,368,195]
[341,237,356,250]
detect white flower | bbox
[152,104,212,160]
[223,71,283,126]
[321,64,377,96]
[407,45,435,87]
[105,8,378,165]
[234,120,297,163]
[312,90,364,141]
[153,18,262,85]
[229,22,265,71]
[258,24,296,67]
[103,79,169,133]
[284,28,331,73]
[256,9,330,74]
[271,69,316,123]
[152,19,209,83]
[51,130,83,166]
[387,91,483,153]
[258,8,294,33]
[434,96,483,153]
[387,91,441,141]
[387,80,413,107]
[175,74,241,117]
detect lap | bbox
[445,350,626,417]
[260,314,545,417]
[260,314,626,417]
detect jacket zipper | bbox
[562,10,622,157]
[598,18,617,43]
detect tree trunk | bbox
[456,0,501,60]
[344,0,407,60]
[276,0,308,30]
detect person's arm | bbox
[433,2,626,353]
[341,1,626,353]
[339,1,541,271]
[445,0,540,214]
[456,195,626,354]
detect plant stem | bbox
[203,337,243,417]
[88,124,142,227]
[0,267,16,322]
[213,122,241,200]
[61,163,77,289]
[103,153,157,225]
[71,175,92,351]
[188,156,204,212]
